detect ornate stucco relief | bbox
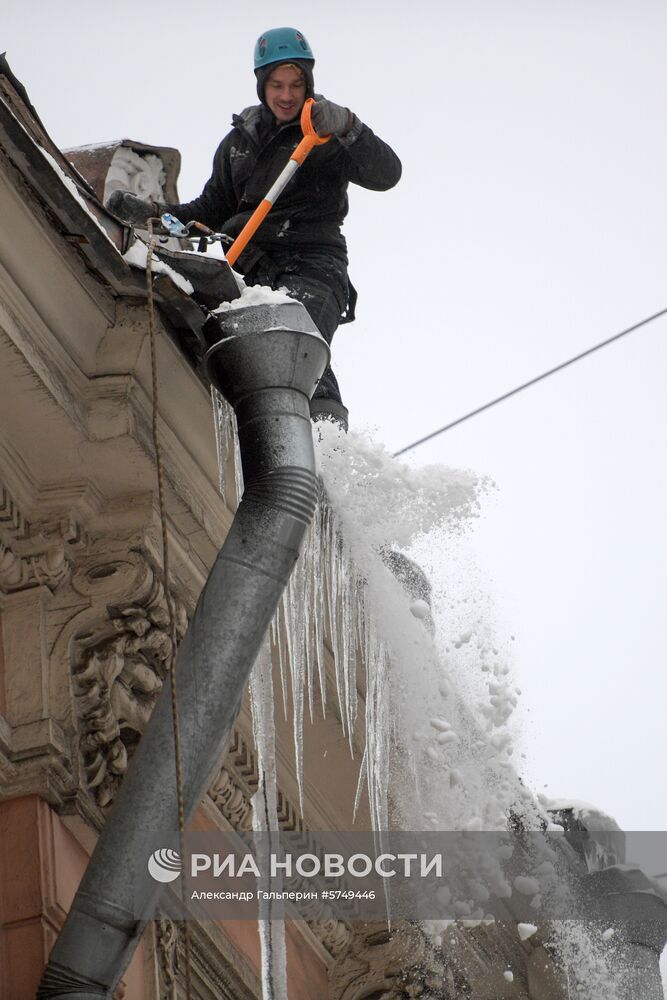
[0,481,81,593]
[71,558,187,808]
[329,923,472,1000]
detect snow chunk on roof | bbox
[123,240,194,295]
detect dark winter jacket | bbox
[168,101,402,262]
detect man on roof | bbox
[108,27,401,429]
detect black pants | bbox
[244,250,347,404]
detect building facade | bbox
[0,60,664,1000]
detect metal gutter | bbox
[37,301,329,997]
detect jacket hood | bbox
[254,58,315,106]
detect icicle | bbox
[361,611,391,837]
[302,490,392,833]
[340,557,353,752]
[352,744,368,823]
[284,571,306,815]
[326,515,348,739]
[355,581,366,669]
[270,609,290,721]
[211,386,245,510]
[250,641,279,820]
[301,523,315,725]
[232,409,244,505]
[311,501,327,717]
[340,525,360,750]
[210,387,233,504]
[366,639,384,833]
[250,641,289,1000]
[263,489,379,820]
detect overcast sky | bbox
[3,1,666,844]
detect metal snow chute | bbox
[36,300,329,998]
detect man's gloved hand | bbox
[311,99,354,138]
[105,190,158,226]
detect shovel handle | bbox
[226,100,330,266]
[301,98,331,144]
[290,99,331,165]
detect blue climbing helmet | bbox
[254,27,314,69]
[254,27,315,105]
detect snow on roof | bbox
[123,240,194,295]
[38,146,117,247]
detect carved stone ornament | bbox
[0,482,80,593]
[209,766,254,832]
[151,918,260,1000]
[72,570,187,808]
[329,924,471,1000]
[210,729,305,836]
[155,918,180,1000]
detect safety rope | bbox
[145,221,194,998]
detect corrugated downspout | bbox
[37,301,329,999]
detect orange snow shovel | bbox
[225,98,330,267]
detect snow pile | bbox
[104,147,166,203]
[214,282,294,312]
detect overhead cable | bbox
[393,306,667,457]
